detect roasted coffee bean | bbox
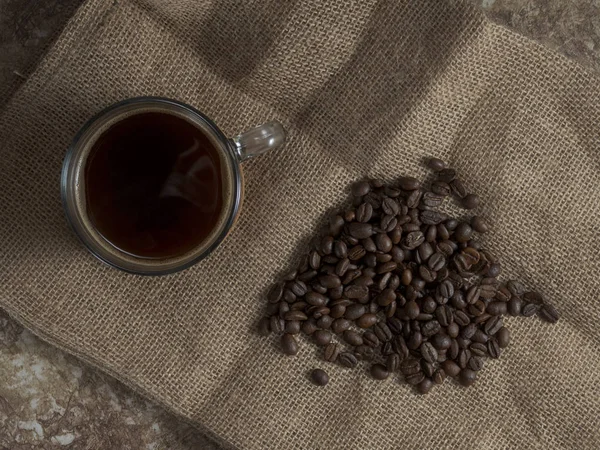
[308,250,321,271]
[494,286,511,303]
[454,222,473,243]
[421,360,435,378]
[344,304,366,320]
[456,336,471,349]
[466,286,481,305]
[419,265,437,283]
[393,335,410,359]
[486,301,507,316]
[377,261,398,274]
[265,302,279,317]
[317,315,333,329]
[437,168,456,182]
[381,341,394,356]
[408,331,423,350]
[538,304,559,323]
[331,318,351,334]
[422,297,438,314]
[373,322,393,342]
[406,372,425,386]
[405,300,420,319]
[329,215,345,236]
[343,330,364,347]
[457,349,471,369]
[298,269,318,283]
[403,231,425,250]
[420,342,438,363]
[484,316,503,336]
[374,288,395,307]
[367,301,380,314]
[356,313,378,328]
[459,369,477,386]
[437,280,454,299]
[308,306,330,319]
[461,323,477,340]
[305,292,328,307]
[334,240,348,259]
[301,318,318,335]
[449,339,460,360]
[348,222,373,239]
[374,233,393,253]
[441,360,460,377]
[317,275,340,289]
[285,320,301,334]
[450,178,467,198]
[382,197,400,216]
[270,315,285,333]
[257,317,271,336]
[421,192,445,208]
[370,363,390,380]
[324,343,340,362]
[421,210,448,225]
[447,322,460,338]
[354,345,375,361]
[385,301,397,318]
[339,352,358,368]
[281,334,299,355]
[507,280,525,297]
[421,320,441,337]
[310,283,327,295]
[468,356,484,371]
[313,330,332,346]
[352,180,371,197]
[344,285,368,300]
[399,176,420,190]
[496,327,510,348]
[431,181,451,196]
[486,263,502,278]
[468,300,486,317]
[471,329,489,344]
[283,289,297,304]
[268,283,284,303]
[417,313,434,321]
[431,334,452,350]
[335,258,350,277]
[381,215,398,233]
[437,223,450,241]
[428,253,446,272]
[361,237,377,253]
[461,193,480,210]
[400,358,421,376]
[344,209,356,222]
[451,291,467,309]
[356,202,373,223]
[469,342,487,357]
[435,305,453,327]
[363,330,380,348]
[386,353,402,372]
[473,313,492,325]
[278,302,291,318]
[320,236,334,255]
[454,310,470,327]
[427,157,446,171]
[404,189,421,209]
[471,215,489,233]
[522,303,539,317]
[311,368,329,386]
[364,191,382,209]
[487,339,501,358]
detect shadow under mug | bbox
[61,97,285,275]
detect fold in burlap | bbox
[1,0,600,448]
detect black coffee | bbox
[85,111,226,259]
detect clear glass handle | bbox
[231,121,286,162]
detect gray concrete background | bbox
[1,0,599,448]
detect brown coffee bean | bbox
[465,286,481,305]
[468,300,486,316]
[344,285,368,300]
[376,261,398,274]
[356,202,374,223]
[305,292,327,307]
[487,339,501,358]
[420,342,438,363]
[461,323,477,340]
[284,310,308,321]
[381,197,400,216]
[468,356,484,371]
[324,343,340,362]
[398,176,420,190]
[497,327,510,348]
[362,330,380,348]
[431,334,452,350]
[313,330,332,346]
[373,322,392,342]
[285,320,301,334]
[522,303,539,317]
[310,368,329,386]
[343,330,363,347]
[454,222,473,243]
[494,286,511,302]
[458,369,477,386]
[486,301,507,316]
[505,297,521,316]
[440,360,459,378]
[421,210,448,225]
[471,329,489,344]
[421,320,441,337]
[405,300,420,320]
[281,334,298,355]
[356,313,378,328]
[471,216,489,233]
[457,349,471,369]
[469,342,487,357]
[450,178,468,198]
[403,231,425,250]
[400,358,421,376]
[344,304,366,321]
[331,318,351,334]
[431,181,451,196]
[484,316,503,336]
[370,363,390,380]
[406,372,425,386]
[419,265,437,283]
[437,168,456,182]
[507,280,525,296]
[270,315,285,333]
[426,157,446,171]
[301,318,318,335]
[348,222,374,239]
[454,310,470,327]
[268,283,284,303]
[339,352,358,368]
[447,322,460,338]
[317,315,333,329]
[462,193,480,210]
[407,331,423,350]
[319,275,341,289]
[538,304,559,323]
[329,215,345,236]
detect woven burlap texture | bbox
[1,0,599,448]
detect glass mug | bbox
[62,97,285,275]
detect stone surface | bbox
[1,0,599,448]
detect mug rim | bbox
[61,96,243,276]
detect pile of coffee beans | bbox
[258,158,559,393]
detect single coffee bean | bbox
[421,320,441,337]
[339,352,358,368]
[457,349,471,369]
[344,285,369,300]
[352,180,371,197]
[344,304,366,320]
[416,378,434,394]
[356,202,374,223]
[375,233,393,253]
[320,236,334,255]
[400,358,421,375]
[454,222,473,243]
[343,330,364,346]
[494,286,511,302]
[284,310,308,321]
[449,339,459,360]
[487,339,501,359]
[354,345,375,361]
[459,369,477,386]
[334,240,348,259]
[314,330,332,346]
[316,315,333,329]
[405,372,426,386]
[305,292,328,307]
[471,329,489,344]
[420,342,439,363]
[331,318,351,334]
[377,261,398,274]
[447,322,460,338]
[335,258,350,277]
[456,336,471,349]
[487,263,502,278]
[468,300,486,317]
[484,316,503,336]
[419,265,437,283]
[382,197,400,216]
[285,320,301,334]
[460,323,477,340]
[348,222,374,239]
[522,303,539,317]
[497,327,510,348]
[431,181,451,196]
[257,317,271,336]
[298,270,318,282]
[437,168,456,183]
[344,209,356,222]
[441,360,460,377]
[301,318,318,335]
[507,280,525,296]
[356,313,378,328]
[363,330,380,348]
[318,274,341,289]
[329,215,345,236]
[538,304,559,323]
[421,360,435,378]
[270,315,285,334]
[421,210,448,225]
[310,368,329,386]
[403,231,425,250]
[405,300,420,320]
[281,334,298,356]
[427,157,446,171]
[373,322,393,342]
[268,283,284,303]
[474,313,492,325]
[449,178,467,198]
[471,216,489,233]
[324,343,340,362]
[461,193,480,210]
[437,280,454,299]
[370,363,390,380]
[451,291,467,310]
[468,355,484,371]
[486,301,507,316]
[466,286,481,304]
[454,310,470,327]
[308,250,321,270]
[407,331,423,350]
[398,176,420,191]
[469,342,487,357]
[431,334,452,350]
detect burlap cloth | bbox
[1,0,600,448]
